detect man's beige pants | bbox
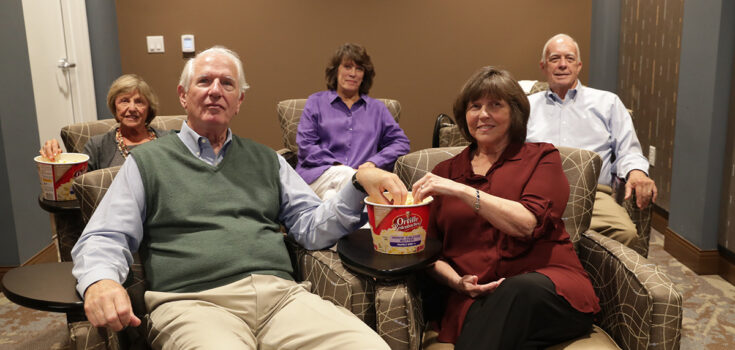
[145,274,389,350]
[590,185,638,246]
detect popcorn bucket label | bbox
[35,153,89,201]
[367,203,430,254]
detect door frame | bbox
[22,0,97,147]
[60,0,97,124]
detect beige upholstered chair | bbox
[390,146,681,350]
[276,98,401,167]
[431,110,653,258]
[50,116,186,263]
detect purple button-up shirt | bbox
[295,90,410,184]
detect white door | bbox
[22,0,97,150]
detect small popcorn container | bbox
[365,192,433,255]
[34,153,89,201]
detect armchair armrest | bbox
[284,237,376,328]
[612,178,653,257]
[577,230,682,350]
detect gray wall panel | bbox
[86,0,122,120]
[590,0,621,93]
[0,0,53,265]
[670,0,735,249]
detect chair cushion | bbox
[557,147,600,242]
[438,125,469,148]
[72,166,122,223]
[393,147,466,188]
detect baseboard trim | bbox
[654,207,735,284]
[0,244,58,283]
[663,227,720,275]
[651,205,668,234]
[23,243,58,265]
[718,249,735,286]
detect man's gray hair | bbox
[540,34,581,63]
[179,46,250,94]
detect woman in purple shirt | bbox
[296,43,410,199]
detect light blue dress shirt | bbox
[526,82,649,186]
[71,122,367,297]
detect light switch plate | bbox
[181,34,195,53]
[146,36,164,53]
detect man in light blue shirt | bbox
[526,34,658,248]
[71,46,402,349]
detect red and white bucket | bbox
[34,153,89,201]
[365,193,433,255]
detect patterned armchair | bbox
[276,98,402,168]
[431,113,653,258]
[51,116,186,263]
[392,146,682,350]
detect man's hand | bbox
[357,161,376,170]
[83,279,141,331]
[625,170,657,209]
[355,167,408,205]
[454,275,505,298]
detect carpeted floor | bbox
[1,229,733,349]
[0,293,68,349]
[646,229,735,349]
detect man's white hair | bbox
[179,46,250,94]
[540,34,581,64]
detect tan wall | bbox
[617,0,684,211]
[115,0,591,151]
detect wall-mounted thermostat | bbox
[181,34,195,53]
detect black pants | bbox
[455,272,593,350]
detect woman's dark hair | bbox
[325,43,375,95]
[452,66,530,145]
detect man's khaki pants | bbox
[145,274,389,350]
[590,185,638,246]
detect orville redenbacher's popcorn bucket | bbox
[34,153,89,201]
[365,192,433,255]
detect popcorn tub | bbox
[365,193,433,255]
[34,153,89,201]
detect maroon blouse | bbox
[429,142,600,344]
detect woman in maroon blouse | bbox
[411,67,600,349]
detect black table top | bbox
[1,262,83,313]
[337,228,441,280]
[38,195,81,213]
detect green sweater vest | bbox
[131,134,292,293]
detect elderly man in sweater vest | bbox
[71,46,403,350]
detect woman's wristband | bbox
[352,172,367,194]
